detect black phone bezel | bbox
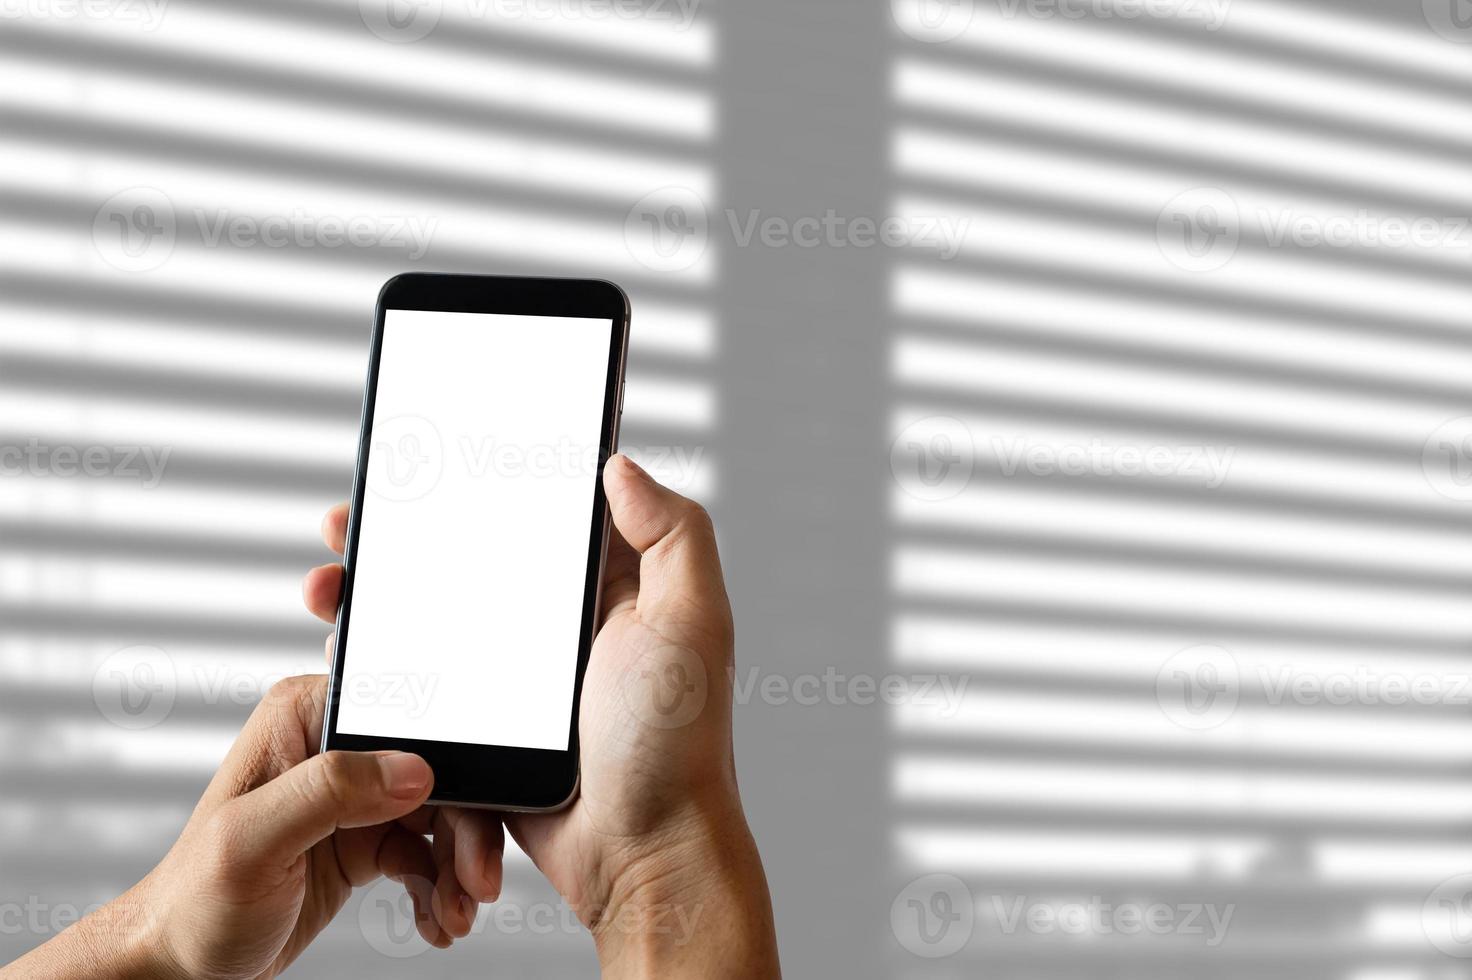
[322,272,630,811]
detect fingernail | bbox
[379,753,431,799]
[614,454,649,480]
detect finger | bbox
[202,675,327,805]
[603,454,730,634]
[375,827,452,949]
[430,809,476,939]
[396,805,436,836]
[211,750,432,871]
[443,807,505,903]
[302,563,344,623]
[600,525,640,621]
[324,631,335,667]
[322,504,349,555]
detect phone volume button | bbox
[617,381,625,416]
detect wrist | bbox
[6,883,183,980]
[591,802,780,980]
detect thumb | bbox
[603,454,730,631]
[212,751,432,870]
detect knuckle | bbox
[681,499,714,534]
[311,751,359,810]
[201,805,249,871]
[264,674,315,708]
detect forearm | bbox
[2,886,175,980]
[593,815,780,980]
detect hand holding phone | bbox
[309,454,782,975]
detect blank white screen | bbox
[337,309,613,751]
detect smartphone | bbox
[322,273,630,811]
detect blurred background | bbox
[4,0,1472,976]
